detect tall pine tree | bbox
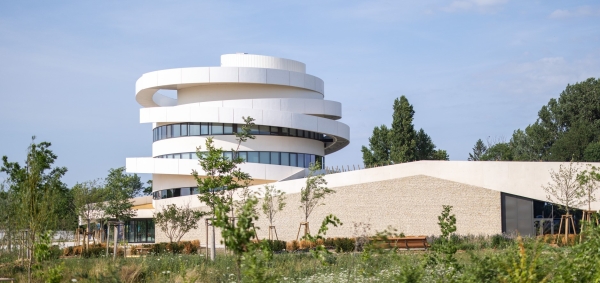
[468,139,487,161]
[362,96,448,166]
[415,128,435,160]
[361,125,391,165]
[390,96,416,163]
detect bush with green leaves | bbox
[261,240,286,252]
[428,204,460,278]
[333,237,355,253]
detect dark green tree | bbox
[415,128,435,161]
[480,143,513,161]
[468,139,487,161]
[390,96,417,163]
[362,96,449,165]
[508,78,600,161]
[584,142,600,162]
[549,122,596,161]
[101,167,143,222]
[361,125,391,166]
[431,150,450,161]
[143,180,153,196]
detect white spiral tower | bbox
[126,54,350,202]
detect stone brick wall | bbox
[155,175,502,244]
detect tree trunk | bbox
[27,230,32,283]
[113,224,118,260]
[86,219,91,252]
[7,227,11,253]
[105,224,109,257]
[210,225,216,261]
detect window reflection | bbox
[212,123,224,135]
[248,152,259,163]
[153,123,329,143]
[190,124,200,135]
[154,150,324,169]
[125,219,155,243]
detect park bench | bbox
[385,236,429,250]
[0,278,15,282]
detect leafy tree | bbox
[361,125,391,166]
[0,181,18,255]
[577,165,599,212]
[431,149,450,161]
[1,137,68,282]
[509,129,537,161]
[584,142,600,162]
[72,179,104,251]
[468,139,487,161]
[503,78,600,161]
[101,167,143,222]
[430,205,458,270]
[192,116,276,281]
[480,143,513,161]
[100,167,143,259]
[543,162,585,243]
[548,122,596,161]
[261,184,286,228]
[301,214,343,265]
[154,203,204,244]
[143,180,153,196]
[390,96,417,163]
[543,162,584,216]
[299,162,335,224]
[193,116,256,273]
[415,128,435,161]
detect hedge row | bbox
[285,237,356,252]
[62,244,123,258]
[61,237,360,257]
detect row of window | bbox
[124,219,155,243]
[155,151,324,169]
[152,187,200,200]
[153,122,328,142]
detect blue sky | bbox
[1,0,599,186]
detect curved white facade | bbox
[126,54,350,199]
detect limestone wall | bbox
[155,175,501,244]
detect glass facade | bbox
[153,123,329,142]
[156,151,324,169]
[124,219,155,243]
[153,187,196,200]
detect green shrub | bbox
[262,240,286,252]
[151,243,168,254]
[490,234,512,249]
[333,238,355,253]
[81,244,106,258]
[324,238,335,248]
[45,262,64,283]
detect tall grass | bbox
[1,229,600,282]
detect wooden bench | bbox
[375,236,429,250]
[0,278,15,282]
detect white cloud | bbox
[549,6,600,19]
[471,54,600,101]
[332,1,438,22]
[441,0,509,13]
